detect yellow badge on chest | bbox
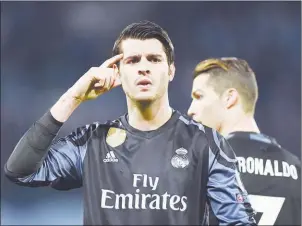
[106,127,127,148]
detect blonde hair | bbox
[193,57,258,114]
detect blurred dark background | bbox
[1,2,301,225]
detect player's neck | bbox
[220,114,260,137]
[126,95,172,131]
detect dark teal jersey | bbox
[226,132,301,225]
[5,110,256,225]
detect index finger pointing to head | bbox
[101,54,124,68]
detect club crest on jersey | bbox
[106,127,126,148]
[171,148,189,169]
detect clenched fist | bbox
[70,54,123,102]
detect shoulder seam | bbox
[178,116,205,132]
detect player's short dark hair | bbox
[193,57,258,114]
[112,20,174,65]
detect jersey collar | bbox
[120,109,180,139]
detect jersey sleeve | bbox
[206,128,256,225]
[4,111,96,190]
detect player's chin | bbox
[134,92,157,102]
[192,116,202,123]
[197,119,212,128]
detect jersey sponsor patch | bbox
[236,192,248,203]
[100,173,188,211]
[106,127,126,148]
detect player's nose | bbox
[137,59,150,76]
[138,69,150,76]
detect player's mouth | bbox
[136,78,152,90]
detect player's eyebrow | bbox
[147,54,163,58]
[123,53,164,61]
[191,89,203,98]
[123,54,140,61]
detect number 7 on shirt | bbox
[248,195,285,225]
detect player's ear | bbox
[224,88,238,109]
[168,63,175,82]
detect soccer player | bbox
[188,57,301,225]
[4,21,256,225]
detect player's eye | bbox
[126,57,139,64]
[151,58,161,63]
[148,57,161,63]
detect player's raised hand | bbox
[70,54,123,102]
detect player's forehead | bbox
[191,74,212,94]
[120,38,167,59]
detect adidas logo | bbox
[103,151,118,163]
